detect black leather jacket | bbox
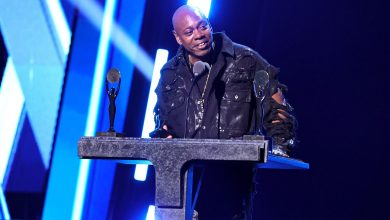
[153,33,296,145]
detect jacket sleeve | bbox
[254,54,297,150]
[153,67,170,130]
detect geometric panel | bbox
[3,113,46,219]
[0,58,25,185]
[0,0,68,168]
[0,29,7,86]
[5,112,46,193]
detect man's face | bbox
[173,12,213,61]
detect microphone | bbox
[184,61,211,138]
[193,61,211,78]
[253,70,270,135]
[253,70,269,101]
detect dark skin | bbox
[163,6,287,136]
[172,5,213,64]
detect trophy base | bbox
[96,131,125,137]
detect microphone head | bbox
[193,61,211,77]
[253,70,269,98]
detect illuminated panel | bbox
[67,0,154,81]
[0,58,24,185]
[0,189,10,220]
[0,58,23,220]
[45,0,71,56]
[145,205,155,220]
[141,49,169,138]
[135,49,169,181]
[187,0,212,18]
[0,0,67,170]
[71,0,118,219]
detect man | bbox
[151,5,296,219]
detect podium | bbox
[78,136,308,220]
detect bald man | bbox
[152,5,297,219]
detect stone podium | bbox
[78,136,308,220]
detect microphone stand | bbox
[184,61,210,138]
[253,70,269,135]
[184,75,200,138]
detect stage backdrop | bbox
[0,0,389,219]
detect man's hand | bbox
[271,88,287,122]
[162,125,173,138]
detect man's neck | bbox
[188,54,210,65]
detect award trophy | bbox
[96,68,124,137]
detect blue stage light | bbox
[45,0,71,56]
[68,0,154,81]
[187,0,212,18]
[141,49,169,139]
[72,0,118,219]
[134,164,149,181]
[0,59,21,220]
[0,189,10,220]
[145,205,155,220]
[0,58,24,185]
[136,49,169,181]
[1,0,69,171]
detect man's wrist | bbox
[273,136,295,148]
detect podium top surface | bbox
[78,136,268,163]
[78,136,309,169]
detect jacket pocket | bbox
[161,78,186,113]
[219,90,253,138]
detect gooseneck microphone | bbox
[253,70,270,135]
[253,70,269,101]
[193,60,211,77]
[184,61,211,138]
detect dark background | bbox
[124,0,390,219]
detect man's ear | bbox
[173,30,182,45]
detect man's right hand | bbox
[162,125,173,138]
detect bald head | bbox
[171,5,213,63]
[172,5,207,32]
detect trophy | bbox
[97,68,124,137]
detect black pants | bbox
[194,162,256,220]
